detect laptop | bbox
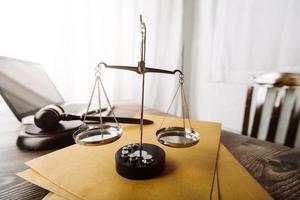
[0,56,103,123]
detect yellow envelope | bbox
[18,169,81,200]
[23,115,221,200]
[18,144,271,199]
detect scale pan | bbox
[156,127,200,148]
[73,125,122,146]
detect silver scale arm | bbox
[98,15,183,151]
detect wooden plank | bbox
[0,181,48,200]
[222,130,300,199]
[218,144,271,199]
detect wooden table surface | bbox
[0,103,299,200]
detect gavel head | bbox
[34,105,65,130]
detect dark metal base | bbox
[115,143,165,180]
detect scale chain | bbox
[98,76,120,127]
[159,84,181,129]
[82,77,98,123]
[158,74,193,130]
[97,77,104,133]
[182,86,192,129]
[181,83,186,129]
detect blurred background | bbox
[0,0,299,132]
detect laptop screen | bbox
[0,56,64,120]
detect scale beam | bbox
[102,63,183,75]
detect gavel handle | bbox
[62,114,153,125]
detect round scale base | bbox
[115,143,165,180]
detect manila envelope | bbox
[19,144,271,199]
[20,115,221,199]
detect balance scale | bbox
[73,15,200,180]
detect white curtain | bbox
[0,0,299,132]
[0,0,183,115]
[211,0,300,83]
[183,0,300,132]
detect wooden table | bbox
[0,103,299,200]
